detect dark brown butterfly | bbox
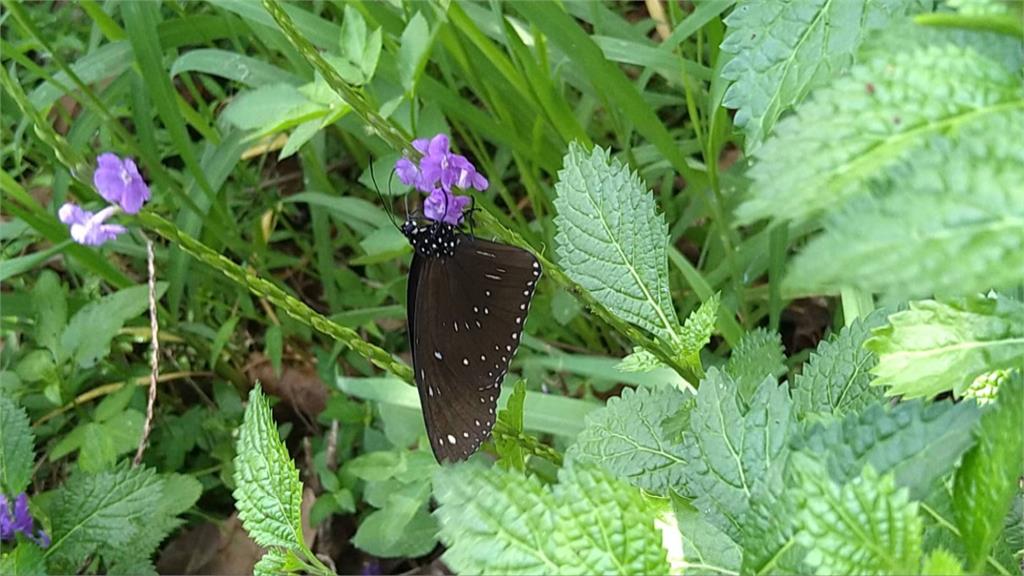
[402,218,540,462]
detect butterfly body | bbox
[403,218,540,462]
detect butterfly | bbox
[401,216,541,462]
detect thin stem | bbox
[133,236,160,467]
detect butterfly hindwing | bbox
[409,234,540,462]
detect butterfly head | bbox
[402,218,459,258]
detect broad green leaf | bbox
[677,293,719,372]
[725,327,786,408]
[953,373,1024,571]
[32,270,65,356]
[792,308,888,419]
[615,347,665,373]
[253,549,302,576]
[794,398,980,499]
[335,5,382,86]
[568,386,691,496]
[346,450,405,482]
[792,458,923,575]
[46,465,165,572]
[0,540,45,576]
[170,48,300,87]
[740,464,805,575]
[233,386,305,552]
[786,111,1024,298]
[737,33,1024,226]
[95,383,137,422]
[866,296,1024,398]
[59,283,168,369]
[671,492,741,576]
[721,0,922,150]
[221,83,322,134]
[0,394,34,494]
[554,144,680,343]
[351,481,436,558]
[78,410,144,473]
[682,370,793,541]
[435,463,668,575]
[398,12,431,93]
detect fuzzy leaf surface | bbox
[953,373,1024,571]
[720,0,922,150]
[233,386,305,552]
[793,458,923,575]
[59,283,168,369]
[682,370,793,541]
[786,111,1024,298]
[737,34,1024,226]
[568,386,690,496]
[792,309,888,420]
[866,296,1024,398]
[725,328,786,408]
[434,463,668,575]
[554,144,680,343]
[0,394,34,494]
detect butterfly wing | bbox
[409,236,541,462]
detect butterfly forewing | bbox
[409,234,540,462]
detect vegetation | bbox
[2,0,1022,574]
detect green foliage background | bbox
[1,0,1022,574]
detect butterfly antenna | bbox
[370,160,401,232]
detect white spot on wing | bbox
[447,434,457,444]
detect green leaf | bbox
[726,327,786,408]
[677,293,719,372]
[671,492,741,576]
[221,83,321,133]
[346,450,405,482]
[335,4,381,86]
[95,383,137,422]
[795,398,980,499]
[785,111,1024,299]
[792,458,923,575]
[737,32,1024,226]
[554,144,680,343]
[495,380,527,471]
[32,269,65,356]
[253,548,303,576]
[921,548,964,576]
[77,410,144,473]
[721,0,922,150]
[351,481,436,558]
[59,283,168,369]
[265,325,283,378]
[866,296,1024,398]
[397,12,431,93]
[615,348,665,373]
[953,373,1024,571]
[434,463,668,575]
[45,465,165,572]
[682,369,793,541]
[0,541,46,576]
[233,386,305,552]
[568,386,690,496]
[0,393,34,494]
[792,308,888,419]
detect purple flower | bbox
[0,493,50,548]
[423,188,471,225]
[59,203,127,246]
[93,152,150,214]
[393,134,489,194]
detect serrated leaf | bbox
[233,386,305,552]
[740,463,806,575]
[32,269,65,356]
[792,309,888,419]
[720,0,922,150]
[568,386,690,496]
[616,347,665,373]
[59,283,168,369]
[677,293,719,372]
[46,465,165,572]
[434,463,668,575]
[682,369,793,541]
[795,398,980,499]
[495,380,527,471]
[921,548,964,576]
[953,373,1024,571]
[0,394,34,494]
[786,111,1024,298]
[866,295,1024,398]
[792,457,923,575]
[725,328,786,408]
[671,492,741,576]
[554,144,680,343]
[737,34,1024,226]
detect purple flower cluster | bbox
[395,134,487,225]
[0,493,50,548]
[60,153,151,246]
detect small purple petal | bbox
[423,188,470,225]
[412,138,430,155]
[62,204,126,246]
[471,172,489,191]
[120,178,151,214]
[427,134,449,157]
[59,203,88,225]
[12,494,33,534]
[0,494,13,541]
[93,163,126,206]
[394,157,420,187]
[96,152,122,170]
[93,153,150,213]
